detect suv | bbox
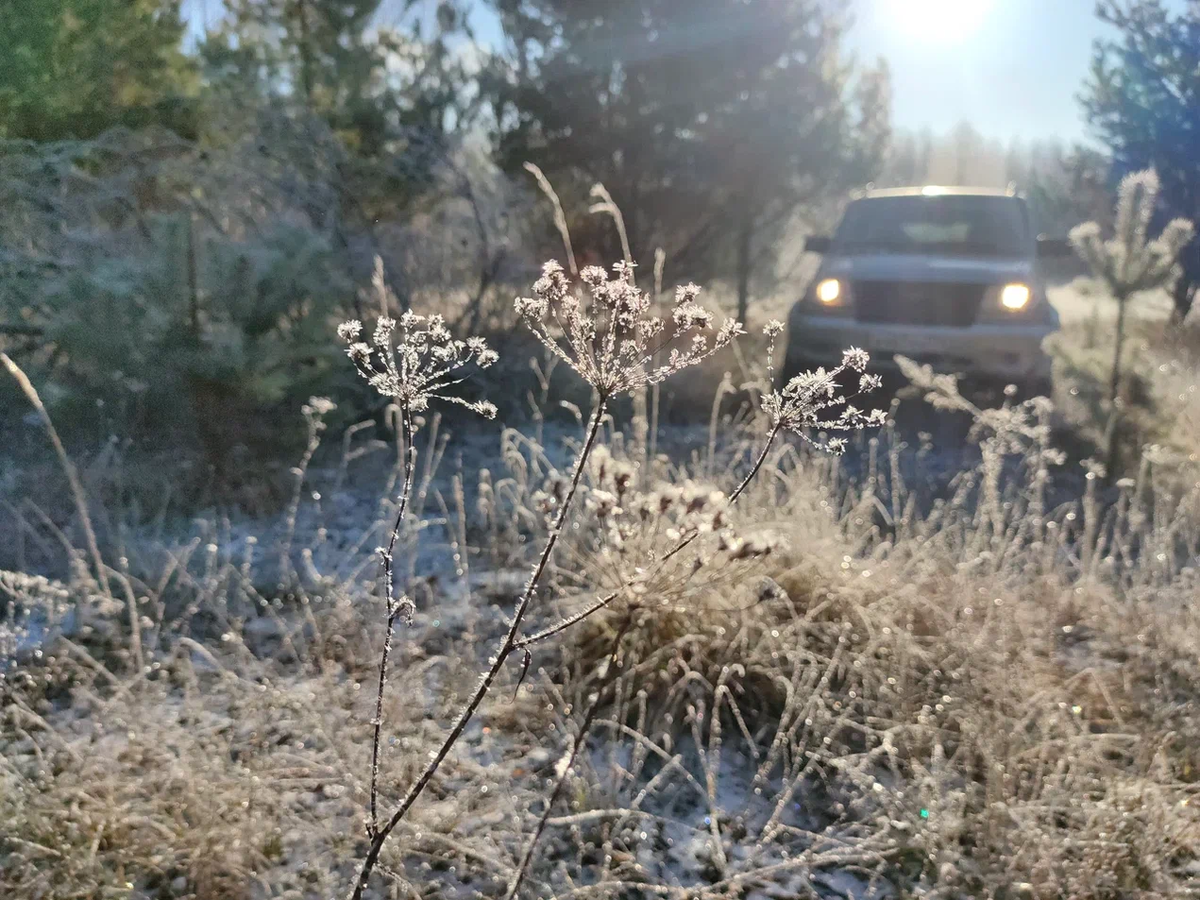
[784,186,1068,393]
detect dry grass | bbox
[4,351,1200,900]
[537,384,1200,899]
[4,257,1200,900]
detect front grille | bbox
[851,280,986,327]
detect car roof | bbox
[856,185,1022,200]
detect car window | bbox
[834,195,1031,258]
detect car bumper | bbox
[787,316,1054,382]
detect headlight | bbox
[815,278,843,304]
[1000,283,1031,311]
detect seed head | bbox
[338,257,498,418]
[760,324,884,453]
[514,260,743,398]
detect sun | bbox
[892,0,993,43]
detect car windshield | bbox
[833,195,1031,258]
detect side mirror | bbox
[805,235,832,254]
[1036,235,1073,259]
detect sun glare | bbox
[894,0,993,42]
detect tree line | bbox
[1,0,890,320]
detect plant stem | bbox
[279,412,324,591]
[515,421,781,651]
[730,422,782,502]
[368,407,416,837]
[502,423,784,898]
[349,400,608,900]
[1109,292,1129,404]
[1105,293,1130,477]
[503,615,634,900]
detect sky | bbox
[851,0,1118,144]
[181,0,1164,145]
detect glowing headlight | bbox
[1000,283,1031,310]
[816,278,842,304]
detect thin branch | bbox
[368,405,418,838]
[503,614,635,900]
[349,400,609,900]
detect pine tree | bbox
[483,0,887,312]
[0,0,198,141]
[201,0,387,145]
[1070,169,1194,471]
[1081,0,1200,321]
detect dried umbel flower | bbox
[717,529,779,560]
[339,260,498,418]
[515,260,743,399]
[760,322,885,453]
[336,259,500,871]
[587,445,636,498]
[574,468,737,566]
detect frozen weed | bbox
[514,260,742,398]
[347,256,757,900]
[337,257,499,884]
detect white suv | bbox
[785,186,1068,393]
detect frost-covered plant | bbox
[515,259,743,400]
[340,260,499,420]
[1070,169,1195,404]
[556,446,782,590]
[0,571,73,662]
[336,258,498,880]
[495,324,883,899]
[345,257,882,899]
[511,322,884,659]
[898,354,1066,550]
[347,257,733,899]
[761,321,885,454]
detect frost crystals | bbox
[339,258,498,418]
[515,260,743,398]
[761,322,885,453]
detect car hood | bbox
[820,253,1036,285]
